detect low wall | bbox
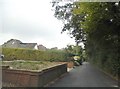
[2,63,67,87]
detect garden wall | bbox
[2,63,67,87]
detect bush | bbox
[2,48,68,62]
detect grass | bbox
[2,60,64,71]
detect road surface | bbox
[49,62,118,87]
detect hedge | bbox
[2,47,68,62]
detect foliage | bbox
[64,45,83,56]
[52,2,86,43]
[64,44,85,62]
[2,47,68,62]
[52,2,120,77]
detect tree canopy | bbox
[52,2,120,77]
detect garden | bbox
[2,60,64,71]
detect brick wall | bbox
[2,63,67,87]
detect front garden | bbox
[2,60,64,71]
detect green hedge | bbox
[2,48,68,62]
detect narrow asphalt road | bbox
[49,62,118,87]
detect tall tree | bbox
[52,2,86,44]
[52,2,120,77]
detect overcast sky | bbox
[0,0,76,49]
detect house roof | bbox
[20,43,37,49]
[3,39,37,49]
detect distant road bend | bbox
[49,62,118,87]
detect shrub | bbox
[2,48,68,62]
